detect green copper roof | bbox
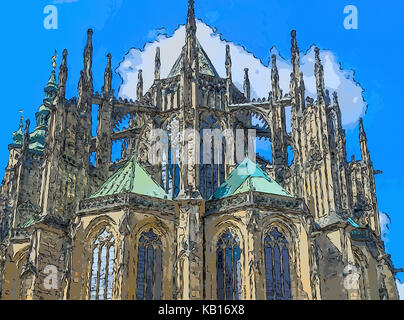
[209,157,292,200]
[44,69,58,103]
[90,155,171,200]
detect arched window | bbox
[136,229,163,300]
[264,227,291,300]
[89,228,115,300]
[216,229,242,300]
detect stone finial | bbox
[103,53,112,95]
[155,47,161,80]
[314,47,325,99]
[243,68,250,101]
[58,49,68,98]
[291,30,301,80]
[359,118,367,142]
[83,28,93,92]
[184,0,198,72]
[186,0,196,37]
[271,54,280,100]
[137,69,143,101]
[225,45,232,80]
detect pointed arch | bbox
[260,216,299,300]
[83,217,118,300]
[213,225,244,300]
[88,227,116,300]
[135,228,163,300]
[263,226,291,300]
[129,218,172,300]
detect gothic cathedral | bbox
[0,1,399,300]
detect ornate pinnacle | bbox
[225,45,232,80]
[137,69,143,101]
[314,47,325,99]
[58,49,68,98]
[291,30,300,78]
[271,54,280,100]
[155,47,161,80]
[359,118,367,142]
[243,68,250,100]
[186,0,196,35]
[103,53,112,95]
[83,29,93,92]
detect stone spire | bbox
[332,92,343,132]
[83,29,93,93]
[225,45,232,80]
[243,68,250,101]
[314,47,325,100]
[359,118,370,163]
[185,0,198,72]
[359,117,367,143]
[290,31,305,109]
[103,53,112,96]
[57,49,68,99]
[225,44,232,106]
[155,47,161,80]
[137,69,143,101]
[271,54,280,101]
[291,30,300,80]
[186,0,196,39]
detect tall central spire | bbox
[186,0,196,37]
[185,0,198,70]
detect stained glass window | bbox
[264,227,291,300]
[89,229,115,300]
[136,229,163,300]
[216,230,242,300]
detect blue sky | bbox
[0,0,403,286]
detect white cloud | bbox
[396,279,404,300]
[379,211,391,242]
[117,20,366,127]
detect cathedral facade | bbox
[0,1,399,300]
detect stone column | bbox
[175,199,204,299]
